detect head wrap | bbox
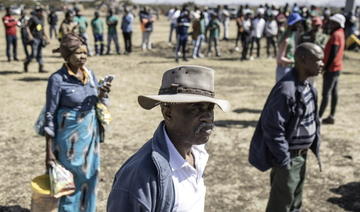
[59,33,86,60]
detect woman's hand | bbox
[45,134,56,171]
[99,81,112,99]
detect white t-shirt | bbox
[164,127,209,212]
[251,18,265,38]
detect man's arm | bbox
[324,44,339,71]
[262,92,292,167]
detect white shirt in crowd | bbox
[169,9,181,25]
[251,17,266,38]
[265,19,278,37]
[164,127,209,212]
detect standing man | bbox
[24,7,49,73]
[221,5,230,41]
[175,8,191,62]
[168,7,180,44]
[121,7,134,54]
[106,9,120,55]
[139,7,154,51]
[249,11,266,59]
[206,12,221,57]
[18,10,31,59]
[107,65,230,211]
[47,9,58,39]
[319,14,346,124]
[74,7,92,56]
[249,43,324,212]
[2,7,19,62]
[264,12,278,58]
[91,11,105,55]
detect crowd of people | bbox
[1,2,357,212]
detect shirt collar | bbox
[163,125,208,172]
[64,63,89,84]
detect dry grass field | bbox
[0,9,359,212]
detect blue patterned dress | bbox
[44,65,105,212]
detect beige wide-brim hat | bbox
[138,65,231,112]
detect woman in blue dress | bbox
[44,33,111,211]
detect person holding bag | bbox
[44,33,111,212]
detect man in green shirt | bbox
[206,12,221,57]
[106,9,120,54]
[91,11,104,55]
[74,8,92,56]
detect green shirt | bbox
[106,15,118,35]
[207,19,220,38]
[91,18,104,34]
[74,15,88,34]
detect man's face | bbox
[68,45,87,67]
[304,48,324,77]
[165,102,215,145]
[329,20,340,31]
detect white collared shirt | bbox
[163,127,209,212]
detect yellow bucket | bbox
[30,174,58,212]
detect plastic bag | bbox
[96,102,112,126]
[49,161,76,198]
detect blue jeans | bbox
[26,38,43,65]
[6,35,17,60]
[107,33,120,54]
[192,34,205,57]
[93,33,104,55]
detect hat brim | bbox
[138,94,231,112]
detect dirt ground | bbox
[0,9,359,212]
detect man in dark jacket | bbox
[107,65,230,211]
[249,42,324,212]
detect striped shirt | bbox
[290,83,316,149]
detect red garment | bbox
[323,28,345,72]
[2,15,17,36]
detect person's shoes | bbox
[7,58,11,62]
[249,56,254,60]
[38,64,48,73]
[234,47,240,52]
[215,53,221,57]
[183,57,188,62]
[192,55,197,59]
[322,116,335,124]
[175,58,179,63]
[24,61,29,72]
[14,57,19,61]
[198,53,204,58]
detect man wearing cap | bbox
[319,14,345,125]
[107,65,230,212]
[299,16,328,48]
[249,42,324,212]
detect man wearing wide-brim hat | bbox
[107,65,230,211]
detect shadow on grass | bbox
[327,182,360,212]
[0,71,23,75]
[16,77,48,82]
[0,205,30,212]
[342,71,360,76]
[215,120,258,128]
[213,57,240,61]
[138,60,174,65]
[233,108,262,114]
